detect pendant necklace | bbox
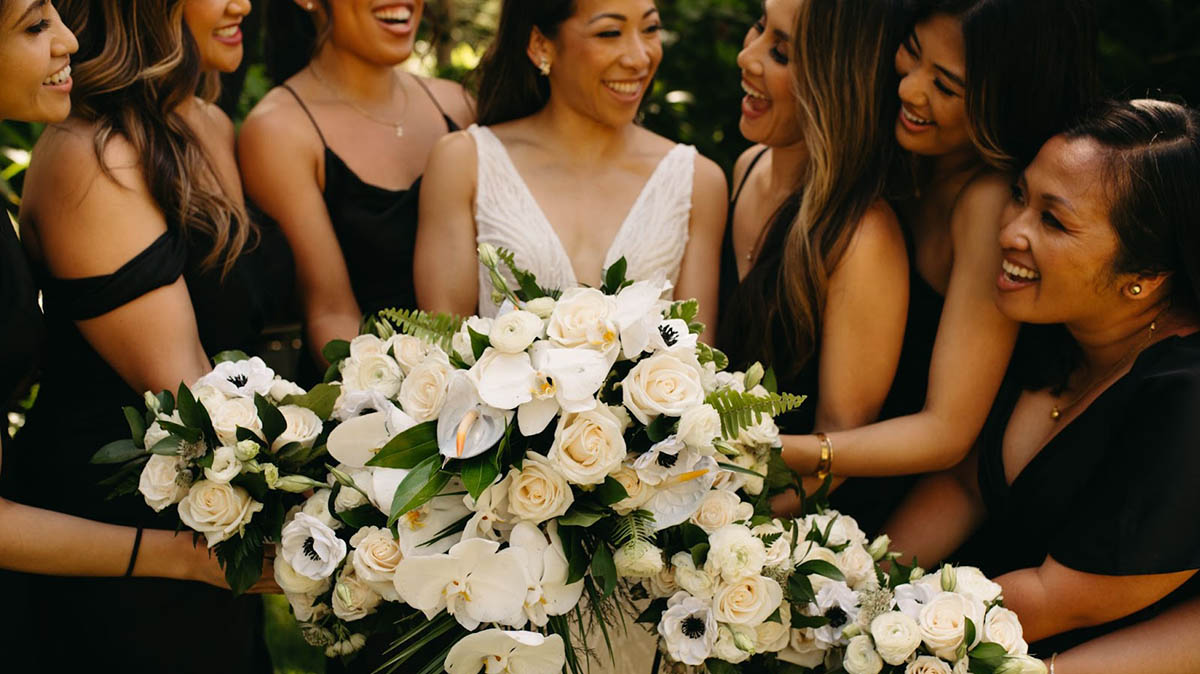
[1049,309,1167,421]
[310,65,408,137]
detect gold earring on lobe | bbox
[1130,283,1143,296]
[305,2,314,10]
[539,59,551,77]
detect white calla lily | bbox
[326,410,416,468]
[393,537,529,631]
[438,371,512,460]
[444,629,566,674]
[641,448,719,530]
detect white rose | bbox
[613,540,664,578]
[609,464,651,515]
[671,551,717,600]
[451,316,494,365]
[735,408,780,449]
[690,489,754,534]
[839,544,879,591]
[177,480,263,547]
[350,526,405,601]
[706,524,767,582]
[506,452,574,524]
[268,377,306,402]
[332,558,383,622]
[341,353,403,398]
[348,334,386,359]
[779,628,825,667]
[983,606,1029,656]
[906,656,953,674]
[871,612,923,665]
[755,604,791,652]
[844,634,884,674]
[204,446,243,484]
[621,352,705,425]
[524,296,556,319]
[489,309,543,353]
[302,488,342,530]
[397,359,452,422]
[801,512,868,550]
[712,624,753,664]
[648,563,679,598]
[547,405,626,485]
[274,555,331,596]
[138,454,188,511]
[677,404,721,454]
[385,334,445,375]
[713,574,783,627]
[209,396,262,448]
[281,512,348,580]
[273,405,323,451]
[951,566,1004,605]
[546,287,619,355]
[919,592,984,661]
[751,521,792,572]
[142,411,180,451]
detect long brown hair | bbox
[57,0,251,274]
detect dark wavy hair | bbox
[264,0,330,83]
[908,0,1098,171]
[56,0,251,274]
[475,0,575,126]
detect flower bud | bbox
[234,439,261,462]
[868,534,891,561]
[743,362,765,391]
[477,243,500,268]
[940,564,957,592]
[144,391,162,413]
[842,623,863,639]
[524,296,556,319]
[909,566,925,581]
[262,463,280,487]
[733,627,757,653]
[273,475,326,493]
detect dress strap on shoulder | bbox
[280,83,328,147]
[410,75,459,132]
[731,147,769,205]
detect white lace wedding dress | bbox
[468,124,696,319]
[467,123,698,673]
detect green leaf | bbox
[635,597,669,624]
[964,617,977,655]
[716,461,766,478]
[157,420,201,444]
[560,525,590,584]
[176,384,216,444]
[91,438,146,464]
[594,475,630,506]
[367,420,438,468]
[149,436,182,455]
[559,507,606,528]
[601,256,628,294]
[645,414,675,442]
[387,455,451,525]
[212,350,250,365]
[690,542,710,567]
[706,389,807,440]
[460,452,501,501]
[155,390,175,416]
[796,559,845,582]
[788,573,816,604]
[968,642,1009,663]
[322,339,351,363]
[789,612,831,629]
[668,298,700,324]
[335,503,387,529]
[214,528,265,596]
[705,659,738,674]
[235,426,264,445]
[123,407,147,448]
[762,367,778,394]
[254,393,286,444]
[280,382,340,420]
[590,544,618,597]
[468,326,490,361]
[696,342,729,371]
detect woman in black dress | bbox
[238,0,472,382]
[886,99,1200,669]
[2,1,275,670]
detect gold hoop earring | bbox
[539,59,551,77]
[1130,283,1143,296]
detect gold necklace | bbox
[309,65,408,137]
[1049,311,1167,421]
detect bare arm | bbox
[881,450,986,567]
[1052,597,1200,673]
[414,131,481,315]
[675,154,727,345]
[782,174,1020,476]
[238,91,361,366]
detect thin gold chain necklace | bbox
[309,65,409,137]
[1050,309,1168,421]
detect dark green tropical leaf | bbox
[367,420,438,468]
[387,455,451,525]
[594,476,630,506]
[460,451,501,500]
[322,339,351,363]
[123,407,146,448]
[91,438,145,464]
[796,559,845,583]
[254,393,286,444]
[280,382,340,420]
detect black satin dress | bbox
[955,332,1200,654]
[1,225,271,672]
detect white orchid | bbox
[393,537,529,631]
[462,474,517,542]
[612,278,671,359]
[437,371,512,460]
[515,342,610,436]
[394,479,474,556]
[326,409,417,468]
[443,630,566,674]
[508,522,585,626]
[470,348,537,410]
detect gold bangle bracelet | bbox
[1049,653,1057,674]
[814,432,833,480]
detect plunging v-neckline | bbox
[478,126,681,286]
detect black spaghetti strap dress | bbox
[1,225,271,672]
[1,219,42,412]
[278,78,461,384]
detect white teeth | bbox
[43,65,70,86]
[901,107,933,125]
[604,81,641,95]
[1002,259,1040,280]
[741,81,767,100]
[374,6,413,22]
[214,25,239,38]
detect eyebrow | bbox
[935,65,966,88]
[774,29,791,42]
[1043,193,1079,215]
[587,8,659,24]
[14,0,48,26]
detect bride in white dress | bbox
[414,1,726,670]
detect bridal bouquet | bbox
[91,354,336,592]
[267,246,808,671]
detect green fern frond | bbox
[706,389,808,439]
[611,509,657,548]
[495,246,562,300]
[375,308,464,352]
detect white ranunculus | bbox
[712,624,754,664]
[332,557,383,622]
[349,334,386,359]
[659,591,718,666]
[437,371,512,461]
[177,479,263,547]
[648,563,679,598]
[547,404,626,485]
[545,287,619,357]
[138,454,188,511]
[677,404,721,454]
[523,296,556,319]
[209,396,262,448]
[195,357,276,398]
[332,465,373,513]
[713,574,783,627]
[755,604,791,652]
[919,592,985,661]
[274,555,332,596]
[613,539,664,578]
[386,334,446,375]
[273,405,323,451]
[671,551,718,600]
[451,316,494,366]
[489,309,543,354]
[507,452,574,524]
[706,524,767,583]
[621,352,705,425]
[871,611,923,665]
[906,656,953,674]
[268,377,305,402]
[839,543,880,591]
[350,526,405,601]
[444,629,565,674]
[470,348,536,410]
[204,446,242,484]
[281,511,348,580]
[983,606,1029,656]
[341,353,403,398]
[690,490,754,534]
[393,537,528,631]
[398,358,452,422]
[813,581,861,648]
[844,634,884,674]
[779,628,825,668]
[609,463,652,515]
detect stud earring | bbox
[305,2,314,9]
[1130,283,1143,296]
[539,58,551,77]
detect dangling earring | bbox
[1130,283,1143,296]
[539,58,552,77]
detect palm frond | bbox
[610,510,657,548]
[706,389,807,439]
[375,308,464,352]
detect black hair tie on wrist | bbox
[124,527,144,577]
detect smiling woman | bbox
[0,0,75,123]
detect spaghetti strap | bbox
[280,83,328,147]
[731,147,769,205]
[411,75,459,132]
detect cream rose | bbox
[273,405,323,451]
[871,612,922,665]
[350,526,405,601]
[755,604,791,652]
[613,540,664,578]
[690,490,754,534]
[386,334,444,375]
[706,524,767,582]
[177,479,263,547]
[621,352,705,425]
[609,464,652,515]
[332,558,383,622]
[397,359,452,422]
[275,555,332,596]
[341,353,403,398]
[490,309,543,353]
[507,452,574,524]
[545,288,619,354]
[648,563,679,598]
[919,592,984,661]
[547,405,626,485]
[268,377,306,402]
[983,606,1029,656]
[204,446,242,484]
[348,334,386,359]
[906,656,953,674]
[677,403,721,453]
[138,454,188,512]
[713,574,784,627]
[210,396,262,448]
[839,543,879,591]
[671,551,717,600]
[524,296,556,319]
[844,635,884,674]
